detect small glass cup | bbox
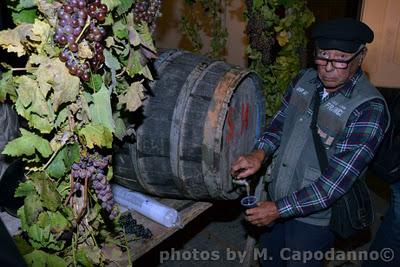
[240,195,257,210]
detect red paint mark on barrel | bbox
[226,107,235,144]
[240,102,249,135]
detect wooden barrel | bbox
[113,49,265,200]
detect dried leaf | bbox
[118,81,145,112]
[0,70,17,102]
[0,24,33,56]
[78,41,94,59]
[31,19,51,52]
[29,55,80,111]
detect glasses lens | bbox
[332,62,348,69]
[314,58,348,69]
[315,58,327,66]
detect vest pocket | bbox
[302,166,321,188]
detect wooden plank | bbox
[115,199,212,264]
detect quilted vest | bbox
[267,68,389,226]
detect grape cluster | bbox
[245,0,277,65]
[54,0,108,81]
[119,213,153,239]
[71,152,118,220]
[133,0,162,33]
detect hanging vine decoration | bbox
[179,0,230,59]
[245,0,315,119]
[0,0,162,266]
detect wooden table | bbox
[115,198,213,264]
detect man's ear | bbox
[359,47,368,64]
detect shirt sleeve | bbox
[253,71,306,158]
[276,98,389,218]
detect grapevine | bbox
[179,0,230,59]
[245,0,315,119]
[0,0,162,266]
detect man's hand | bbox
[245,201,280,226]
[230,149,265,179]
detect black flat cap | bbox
[312,17,374,53]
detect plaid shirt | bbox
[255,69,389,218]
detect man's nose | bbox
[324,61,335,72]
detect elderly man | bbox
[231,18,389,267]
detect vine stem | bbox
[39,142,65,172]
[24,142,64,177]
[76,17,91,44]
[123,229,133,267]
[11,67,34,71]
[72,234,77,267]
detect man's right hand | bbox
[230,149,265,179]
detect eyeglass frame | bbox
[314,47,365,69]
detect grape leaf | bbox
[37,211,70,234]
[46,143,80,179]
[113,112,126,140]
[101,0,121,12]
[118,81,145,112]
[27,113,54,134]
[104,49,121,70]
[79,123,113,149]
[2,128,53,158]
[30,172,62,211]
[29,56,80,111]
[85,73,103,92]
[0,70,17,102]
[75,93,92,123]
[36,0,63,28]
[128,27,140,46]
[16,0,36,10]
[104,36,115,48]
[27,224,65,251]
[76,250,94,267]
[16,76,49,116]
[11,9,37,25]
[14,76,54,133]
[24,193,43,226]
[15,180,36,198]
[18,206,29,231]
[126,49,143,77]
[90,85,115,132]
[0,24,33,56]
[116,0,132,15]
[31,19,51,53]
[54,107,69,129]
[24,250,67,267]
[112,20,129,40]
[80,246,102,266]
[135,23,156,52]
[141,64,154,80]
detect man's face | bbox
[315,48,364,92]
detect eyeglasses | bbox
[314,48,365,69]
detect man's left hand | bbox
[245,201,280,226]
